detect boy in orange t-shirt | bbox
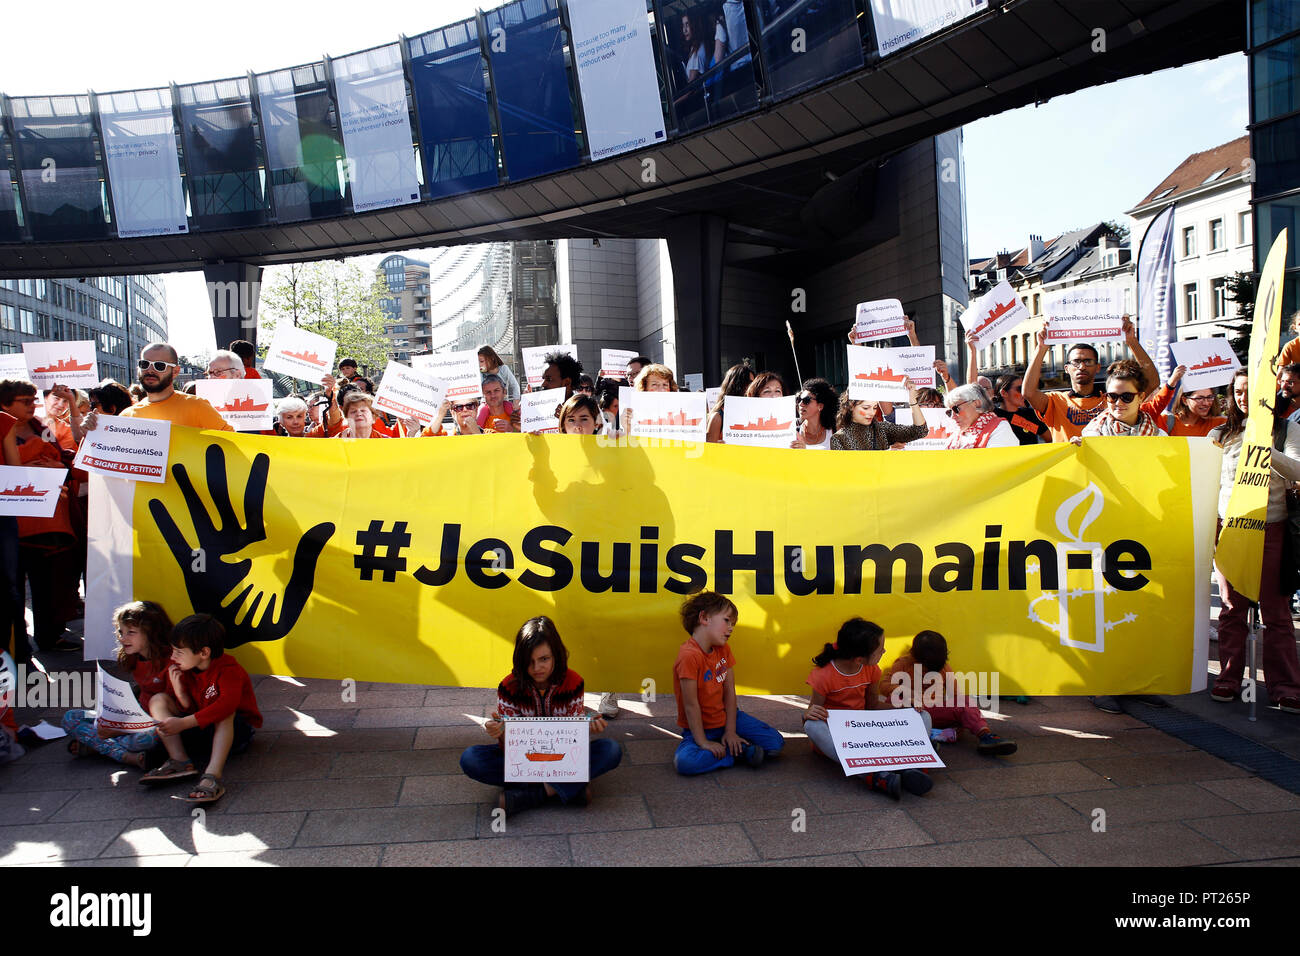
[672,590,783,775]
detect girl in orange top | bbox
[802,618,931,800]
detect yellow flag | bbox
[1215,229,1289,601]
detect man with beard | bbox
[119,343,231,430]
[1278,364,1300,425]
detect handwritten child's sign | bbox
[263,325,338,382]
[846,345,913,401]
[522,344,577,391]
[94,665,156,733]
[850,298,908,345]
[194,379,275,430]
[961,280,1029,348]
[74,417,170,482]
[24,341,99,389]
[411,349,481,402]
[504,717,590,782]
[520,386,567,434]
[374,361,446,424]
[1045,286,1125,342]
[899,407,958,450]
[619,387,707,441]
[1170,338,1241,391]
[722,395,797,448]
[0,465,67,517]
[824,709,944,775]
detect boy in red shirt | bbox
[139,614,262,803]
[672,590,783,775]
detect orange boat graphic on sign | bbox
[0,483,47,497]
[971,299,1017,337]
[731,416,793,432]
[636,411,703,427]
[854,366,907,383]
[1190,354,1234,371]
[524,741,565,762]
[217,396,270,413]
[283,349,325,366]
[924,425,951,440]
[32,357,93,374]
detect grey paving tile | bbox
[1200,777,1300,812]
[0,820,127,864]
[303,689,428,710]
[622,739,680,766]
[569,823,758,865]
[1058,783,1246,825]
[713,751,830,789]
[422,687,503,708]
[1185,810,1300,860]
[221,753,333,783]
[646,784,808,827]
[949,761,1116,799]
[258,708,357,732]
[1078,752,1252,786]
[0,757,145,792]
[413,725,493,750]
[858,837,1057,867]
[744,807,933,859]
[353,706,486,729]
[909,794,1085,842]
[738,853,863,867]
[399,774,497,807]
[329,750,462,778]
[382,837,572,867]
[188,846,384,867]
[49,784,228,823]
[474,794,652,836]
[101,812,305,858]
[222,777,401,814]
[1115,728,1198,754]
[1006,734,1134,764]
[0,789,76,825]
[1001,709,1148,736]
[799,770,974,814]
[295,804,476,846]
[270,728,416,753]
[1029,822,1240,866]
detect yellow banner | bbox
[87,428,1220,695]
[1215,228,1289,601]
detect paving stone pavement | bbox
[3,671,1299,867]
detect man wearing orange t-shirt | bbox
[119,343,232,431]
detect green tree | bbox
[1101,220,1131,246]
[1224,270,1256,363]
[258,261,391,378]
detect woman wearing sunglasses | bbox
[942,384,1019,449]
[791,378,837,450]
[1079,360,1162,438]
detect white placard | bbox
[410,349,482,402]
[1170,339,1242,391]
[23,341,99,389]
[0,352,31,381]
[1045,286,1126,342]
[374,362,447,424]
[98,90,189,238]
[722,394,797,447]
[94,665,157,733]
[567,0,666,162]
[961,280,1030,348]
[824,708,944,775]
[851,298,908,344]
[504,717,590,783]
[599,348,639,380]
[521,386,567,434]
[263,325,338,382]
[705,387,721,412]
[522,344,577,391]
[871,0,990,57]
[73,417,170,483]
[899,406,959,450]
[620,387,707,441]
[683,373,704,392]
[332,46,421,212]
[0,465,66,517]
[893,346,935,388]
[194,379,274,431]
[846,345,912,401]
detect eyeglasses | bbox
[1105,391,1140,404]
[1067,360,1098,369]
[796,394,815,405]
[945,400,975,418]
[206,366,241,377]
[1187,395,1216,403]
[138,359,177,372]
[452,401,480,412]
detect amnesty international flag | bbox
[86,429,1221,696]
[1215,229,1289,601]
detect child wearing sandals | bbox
[802,618,932,800]
[62,601,172,769]
[139,614,262,804]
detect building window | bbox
[1182,226,1196,257]
[1212,278,1229,319]
[1010,337,1018,365]
[1210,218,1224,251]
[1022,334,1030,365]
[1238,211,1251,245]
[1184,283,1199,323]
[1032,294,1041,315]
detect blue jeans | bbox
[673,711,784,775]
[460,737,622,804]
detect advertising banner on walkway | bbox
[98,89,189,238]
[195,379,275,431]
[566,0,666,162]
[332,45,421,213]
[87,428,1219,696]
[870,0,990,57]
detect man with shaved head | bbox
[119,342,231,430]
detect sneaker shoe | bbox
[900,768,933,796]
[743,742,765,768]
[977,732,1017,756]
[1089,695,1123,714]
[867,770,902,801]
[597,693,619,719]
[1275,697,1300,714]
[1210,683,1238,702]
[500,784,548,816]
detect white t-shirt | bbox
[683,45,708,77]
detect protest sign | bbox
[850,298,908,345]
[374,362,447,424]
[263,325,337,382]
[0,352,30,381]
[847,345,912,401]
[521,387,567,434]
[522,344,577,391]
[899,407,958,449]
[411,349,482,402]
[722,395,797,448]
[23,341,99,389]
[504,717,590,783]
[705,387,721,412]
[94,665,156,733]
[600,348,639,380]
[74,417,170,482]
[824,709,944,774]
[962,280,1030,348]
[683,373,704,392]
[0,465,66,517]
[195,379,275,431]
[1170,339,1241,391]
[620,387,707,441]
[1045,287,1126,342]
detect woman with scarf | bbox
[943,384,1019,449]
[1079,360,1163,439]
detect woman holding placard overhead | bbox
[460,616,622,816]
[830,377,927,451]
